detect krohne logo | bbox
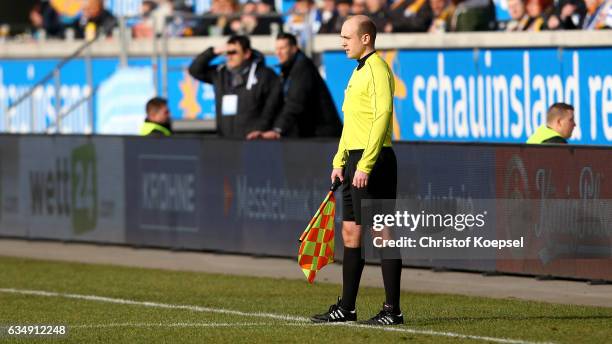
[29,143,98,234]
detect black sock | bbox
[381,258,402,313]
[340,247,365,311]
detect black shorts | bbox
[342,147,397,225]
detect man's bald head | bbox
[340,15,377,59]
[353,15,377,42]
[346,15,377,44]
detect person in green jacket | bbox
[140,97,173,137]
[527,103,575,144]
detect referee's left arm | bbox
[356,64,394,174]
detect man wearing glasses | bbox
[189,35,280,139]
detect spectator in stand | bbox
[226,1,260,35]
[226,0,281,35]
[152,0,180,36]
[77,0,117,38]
[546,0,586,29]
[320,0,353,33]
[285,0,322,47]
[523,0,553,30]
[582,0,612,29]
[320,0,338,28]
[448,0,497,31]
[503,0,530,30]
[169,0,206,37]
[254,0,284,35]
[194,0,239,36]
[365,0,394,32]
[428,0,455,31]
[33,1,80,39]
[243,0,258,13]
[390,0,434,32]
[132,0,158,38]
[352,0,368,14]
[173,0,195,12]
[29,1,46,39]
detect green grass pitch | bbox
[0,256,611,343]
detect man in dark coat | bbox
[188,35,280,139]
[260,33,342,139]
[319,0,353,33]
[78,0,117,38]
[365,0,395,32]
[389,0,434,32]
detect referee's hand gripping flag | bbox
[298,178,342,283]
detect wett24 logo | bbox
[28,143,98,234]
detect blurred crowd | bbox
[24,0,612,41]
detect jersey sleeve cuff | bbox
[355,165,372,175]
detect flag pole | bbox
[299,178,342,242]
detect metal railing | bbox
[1,11,318,134]
[3,35,100,134]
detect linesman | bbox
[311,15,403,326]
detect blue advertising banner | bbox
[322,48,612,145]
[0,57,153,134]
[2,48,611,145]
[0,55,279,134]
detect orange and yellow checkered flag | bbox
[298,180,342,283]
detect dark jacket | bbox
[77,10,117,38]
[273,51,342,138]
[368,8,395,32]
[551,0,586,29]
[542,136,567,143]
[40,5,80,39]
[319,13,349,33]
[188,48,280,138]
[451,0,497,31]
[390,0,433,32]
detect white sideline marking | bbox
[0,288,554,344]
[0,288,305,322]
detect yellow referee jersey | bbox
[332,52,394,174]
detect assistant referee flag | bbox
[298,180,342,283]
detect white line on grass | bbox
[0,288,305,322]
[0,288,554,344]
